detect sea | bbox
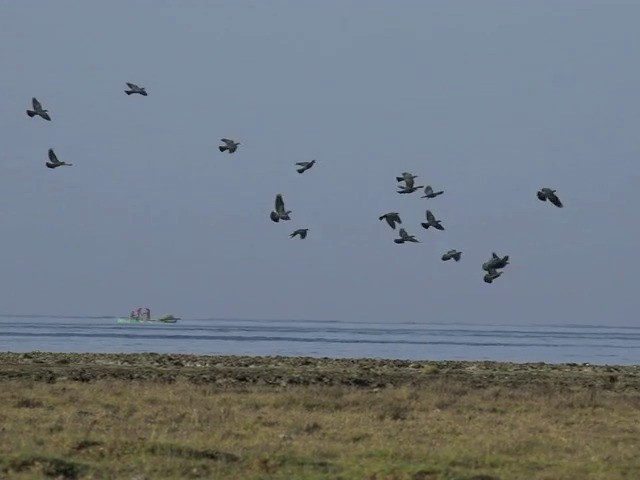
[0,315,638,365]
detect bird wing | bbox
[126,82,138,89]
[48,149,58,163]
[393,214,402,224]
[424,185,433,195]
[384,216,396,229]
[536,191,546,201]
[275,194,285,214]
[32,97,42,110]
[399,228,408,239]
[426,210,436,222]
[221,138,233,146]
[549,193,563,207]
[295,162,308,166]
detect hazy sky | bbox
[2,1,639,325]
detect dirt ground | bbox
[0,351,636,390]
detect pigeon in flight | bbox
[46,148,72,169]
[422,185,444,199]
[270,193,291,222]
[290,228,309,239]
[219,138,240,153]
[483,270,503,284]
[378,212,402,230]
[421,210,445,231]
[394,228,419,244]
[482,252,510,272]
[124,82,147,96]
[295,160,316,174]
[396,172,423,194]
[536,188,563,208]
[26,97,51,121]
[441,250,462,262]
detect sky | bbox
[1,1,639,325]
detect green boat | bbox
[116,311,180,324]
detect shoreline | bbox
[1,351,637,389]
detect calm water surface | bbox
[0,316,638,365]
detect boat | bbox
[116,308,180,324]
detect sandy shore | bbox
[0,351,637,389]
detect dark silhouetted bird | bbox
[290,228,309,239]
[46,148,72,169]
[537,188,563,208]
[125,82,147,96]
[295,160,316,174]
[482,252,510,272]
[483,270,503,284]
[270,193,291,222]
[219,138,239,153]
[378,212,402,230]
[26,97,51,121]
[396,172,423,194]
[394,228,419,244]
[421,210,445,231]
[441,250,462,262]
[422,185,444,199]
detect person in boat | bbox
[145,308,151,321]
[130,310,137,319]
[136,308,143,319]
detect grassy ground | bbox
[0,353,639,480]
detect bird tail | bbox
[26,110,36,117]
[421,222,430,229]
[296,168,305,174]
[219,146,228,152]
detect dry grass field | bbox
[0,352,639,480]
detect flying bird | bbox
[378,212,402,230]
[295,160,316,174]
[26,97,51,121]
[394,228,419,244]
[422,185,444,199]
[421,210,445,231]
[483,270,503,284]
[124,82,147,96]
[290,228,309,239]
[46,148,72,169]
[396,172,418,184]
[270,193,291,222]
[482,252,510,272]
[219,138,240,153]
[396,172,423,194]
[441,250,462,262]
[537,188,563,208]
